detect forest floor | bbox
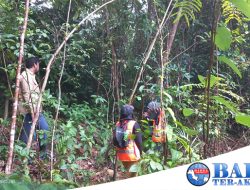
[86,129,250,185]
[0,129,250,187]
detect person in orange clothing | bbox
[113,104,142,177]
[144,101,166,144]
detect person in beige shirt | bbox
[19,57,49,159]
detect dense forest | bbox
[0,0,250,189]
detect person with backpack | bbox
[113,104,142,177]
[144,101,166,144]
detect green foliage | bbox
[176,121,199,136]
[198,74,221,88]
[222,0,244,26]
[136,151,165,175]
[235,114,250,127]
[212,96,238,113]
[218,56,242,78]
[42,93,111,185]
[0,174,68,190]
[215,26,232,50]
[231,0,250,19]
[182,108,194,117]
[173,0,202,26]
[0,0,249,187]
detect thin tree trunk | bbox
[5,0,30,175]
[112,45,120,112]
[203,0,220,158]
[25,0,117,155]
[105,3,116,122]
[50,0,72,181]
[105,4,119,180]
[163,8,182,67]
[160,33,168,164]
[4,98,9,120]
[129,0,174,104]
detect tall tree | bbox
[5,0,30,174]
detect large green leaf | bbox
[171,149,183,161]
[167,107,177,124]
[198,75,205,86]
[183,108,194,117]
[166,126,174,142]
[235,114,250,128]
[212,96,238,113]
[215,26,232,50]
[210,75,217,88]
[150,161,157,170]
[231,0,250,19]
[177,136,192,154]
[218,56,242,78]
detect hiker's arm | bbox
[133,122,142,154]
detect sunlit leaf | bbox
[231,0,250,19]
[215,26,232,50]
[235,114,250,127]
[198,75,205,86]
[167,107,176,125]
[183,108,194,117]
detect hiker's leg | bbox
[37,114,49,158]
[155,142,162,151]
[20,113,36,144]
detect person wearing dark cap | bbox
[113,104,142,177]
[144,101,166,143]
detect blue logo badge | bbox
[186,162,210,186]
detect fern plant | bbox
[222,0,244,25]
[172,0,202,26]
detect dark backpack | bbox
[113,121,132,148]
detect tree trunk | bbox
[4,98,9,120]
[5,0,30,175]
[163,8,182,67]
[203,0,220,158]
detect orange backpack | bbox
[152,110,166,143]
